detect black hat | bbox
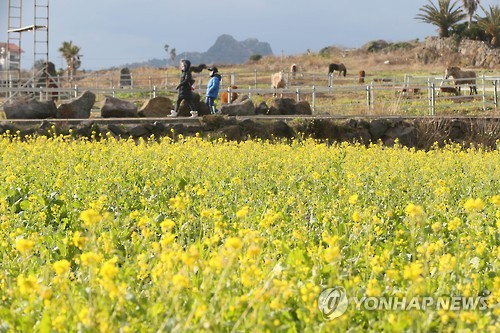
[208,67,218,73]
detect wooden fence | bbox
[1,70,499,116]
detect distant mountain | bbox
[120,34,273,69]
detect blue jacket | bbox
[206,74,221,98]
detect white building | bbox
[0,42,23,71]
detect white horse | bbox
[444,67,477,95]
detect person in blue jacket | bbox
[205,67,221,114]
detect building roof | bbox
[0,43,23,53]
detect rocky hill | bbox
[121,34,273,69]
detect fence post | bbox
[428,80,436,116]
[312,85,316,113]
[366,85,371,114]
[296,88,300,103]
[74,85,79,98]
[153,85,158,98]
[481,74,486,111]
[228,86,233,103]
[328,74,333,88]
[248,86,252,99]
[494,80,498,111]
[370,81,375,111]
[149,77,153,99]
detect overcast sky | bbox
[0,0,497,70]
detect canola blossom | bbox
[0,134,498,332]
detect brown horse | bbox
[444,67,477,95]
[358,70,366,84]
[328,63,347,77]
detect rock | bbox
[383,123,417,147]
[448,119,467,141]
[100,96,138,118]
[56,90,95,119]
[138,97,174,117]
[369,118,390,141]
[176,93,210,117]
[3,99,57,119]
[221,125,242,141]
[220,98,255,116]
[268,98,296,115]
[255,101,268,115]
[107,124,129,138]
[268,98,312,115]
[128,125,151,138]
[271,121,295,139]
[295,101,312,115]
[120,67,132,87]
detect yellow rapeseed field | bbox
[0,133,498,332]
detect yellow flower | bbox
[247,244,261,257]
[366,278,382,297]
[72,231,86,249]
[463,198,485,212]
[225,237,242,250]
[323,246,341,262]
[459,311,478,324]
[15,238,35,254]
[403,261,423,281]
[447,217,462,231]
[348,194,358,205]
[78,308,92,327]
[404,203,424,218]
[439,253,456,273]
[160,219,176,231]
[80,252,103,266]
[53,259,71,275]
[491,195,500,205]
[17,274,40,295]
[80,208,102,227]
[100,259,119,280]
[352,211,361,222]
[236,206,250,219]
[172,274,189,289]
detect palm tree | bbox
[476,5,500,47]
[170,48,176,66]
[462,0,480,29]
[415,0,467,37]
[58,41,81,82]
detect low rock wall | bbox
[0,117,498,150]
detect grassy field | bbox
[0,134,498,332]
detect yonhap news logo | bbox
[318,287,349,320]
[318,286,489,320]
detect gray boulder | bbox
[220,97,255,116]
[101,96,138,118]
[138,97,174,117]
[56,90,95,119]
[4,99,57,119]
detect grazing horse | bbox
[290,63,297,79]
[328,63,347,77]
[358,70,366,84]
[444,67,477,95]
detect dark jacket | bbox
[176,60,193,99]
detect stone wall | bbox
[1,117,498,150]
[419,37,500,68]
